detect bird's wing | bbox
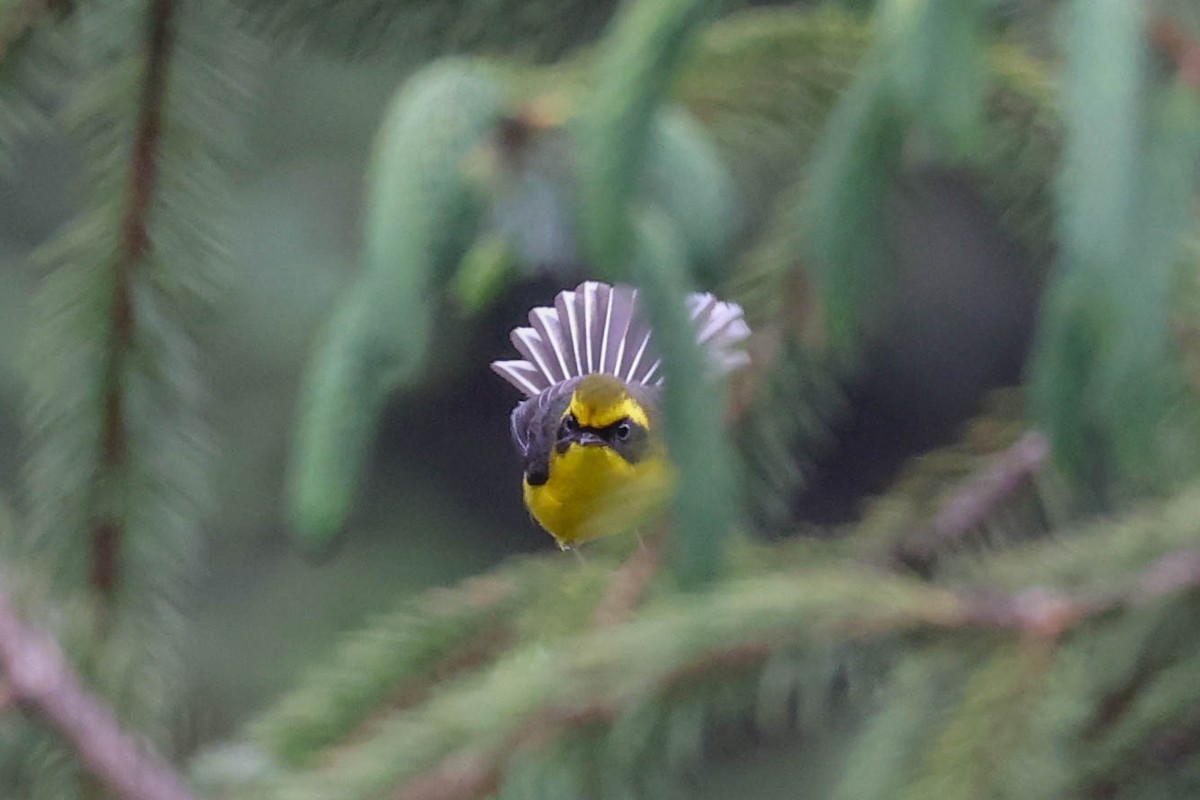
[509,379,576,481]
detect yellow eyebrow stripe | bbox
[568,393,650,429]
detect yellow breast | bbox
[523,440,673,547]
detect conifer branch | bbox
[91,0,173,604]
[329,624,516,760]
[383,545,1200,800]
[393,704,614,800]
[392,646,781,800]
[893,432,1051,573]
[0,577,200,800]
[249,572,520,766]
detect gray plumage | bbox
[491,281,752,398]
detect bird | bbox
[491,281,751,549]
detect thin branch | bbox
[1150,18,1200,90]
[0,579,200,800]
[91,0,173,604]
[893,431,1051,574]
[591,528,667,628]
[392,746,504,800]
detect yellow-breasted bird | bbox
[492,281,751,548]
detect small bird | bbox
[492,281,751,548]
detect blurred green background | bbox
[6,0,1200,797]
[0,0,1050,752]
[0,49,547,743]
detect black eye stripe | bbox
[558,414,642,434]
[587,418,641,438]
[552,415,650,463]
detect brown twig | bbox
[393,747,504,800]
[894,431,1051,574]
[91,0,173,605]
[0,580,200,800]
[1150,18,1200,90]
[591,528,668,628]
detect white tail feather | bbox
[555,290,582,377]
[491,359,548,396]
[529,307,570,382]
[491,281,751,397]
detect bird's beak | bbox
[576,431,605,447]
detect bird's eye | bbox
[561,414,579,434]
[615,421,632,441]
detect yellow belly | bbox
[523,443,674,546]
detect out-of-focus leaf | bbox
[905,644,1050,800]
[1102,81,1200,472]
[574,0,718,274]
[287,60,506,547]
[231,0,617,63]
[632,207,736,587]
[574,0,732,587]
[804,59,905,354]
[1030,0,1200,499]
[830,650,962,800]
[643,105,736,282]
[878,0,988,155]
[450,233,518,316]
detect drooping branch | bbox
[386,544,1200,800]
[392,645,788,800]
[91,0,173,603]
[893,432,1051,574]
[0,577,201,800]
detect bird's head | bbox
[556,374,653,457]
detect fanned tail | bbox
[492,281,751,397]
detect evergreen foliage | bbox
[0,20,56,172]
[286,60,507,547]
[230,0,619,64]
[1031,0,1200,502]
[574,0,731,586]
[201,478,1200,800]
[0,0,1198,799]
[0,0,258,795]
